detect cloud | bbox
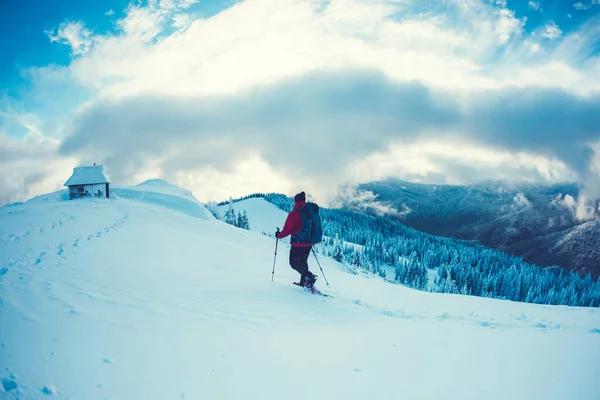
[0,127,76,205]
[346,138,575,190]
[51,0,535,101]
[462,87,600,181]
[540,21,562,40]
[553,193,599,221]
[46,21,93,56]
[329,185,408,217]
[54,68,600,204]
[574,1,599,11]
[513,192,532,208]
[528,1,541,11]
[4,0,600,205]
[57,70,457,182]
[113,0,201,42]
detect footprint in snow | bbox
[0,267,8,278]
[478,321,500,329]
[437,312,450,320]
[42,385,55,395]
[1,377,18,392]
[35,252,47,265]
[535,320,561,331]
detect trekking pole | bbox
[272,228,279,282]
[312,247,329,286]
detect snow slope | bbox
[1,185,600,399]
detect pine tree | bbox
[332,235,344,263]
[224,202,237,226]
[241,210,250,230]
[235,210,250,230]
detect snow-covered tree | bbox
[236,210,250,230]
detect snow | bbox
[1,187,600,399]
[63,165,110,186]
[113,179,216,221]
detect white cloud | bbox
[0,124,76,205]
[59,0,535,100]
[106,9,115,16]
[528,1,541,11]
[116,4,164,42]
[540,21,562,40]
[528,41,541,52]
[46,0,597,106]
[554,193,599,221]
[513,192,531,207]
[344,139,575,189]
[329,186,406,217]
[496,8,525,44]
[574,1,599,11]
[555,193,576,209]
[152,153,292,203]
[46,21,93,56]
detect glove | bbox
[275,228,280,238]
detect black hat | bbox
[294,191,306,202]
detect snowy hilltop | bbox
[1,180,599,399]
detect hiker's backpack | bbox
[294,202,322,245]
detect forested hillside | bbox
[217,193,600,307]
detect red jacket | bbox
[276,201,312,247]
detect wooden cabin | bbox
[64,165,111,200]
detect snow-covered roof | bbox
[64,165,110,186]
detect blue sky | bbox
[1,0,600,208]
[1,0,125,94]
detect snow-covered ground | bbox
[1,182,599,399]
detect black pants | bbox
[289,246,313,282]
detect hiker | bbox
[276,191,319,288]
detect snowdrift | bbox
[1,184,599,399]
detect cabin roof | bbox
[64,165,110,186]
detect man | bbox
[275,191,318,288]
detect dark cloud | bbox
[464,88,600,177]
[58,70,458,181]
[58,68,600,197]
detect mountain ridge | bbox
[346,178,598,278]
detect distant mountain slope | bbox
[349,178,599,278]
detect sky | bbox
[1,0,600,207]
